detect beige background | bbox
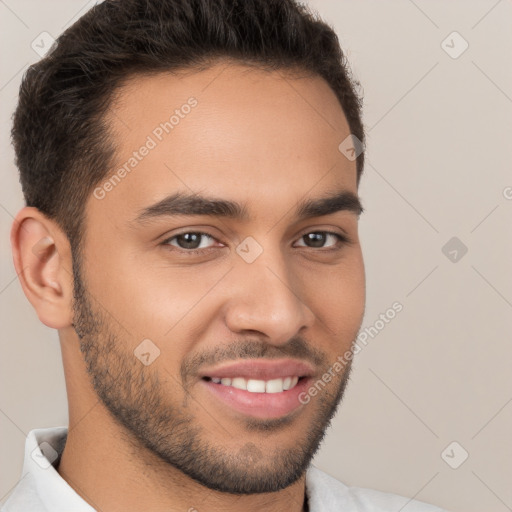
[1,1,511,511]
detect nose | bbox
[223,251,316,346]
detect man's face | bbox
[73,62,365,494]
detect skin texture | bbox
[11,61,365,512]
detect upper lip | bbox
[200,358,315,380]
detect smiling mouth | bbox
[198,358,315,419]
[202,376,304,393]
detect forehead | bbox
[91,62,356,222]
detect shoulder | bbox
[1,472,46,512]
[306,466,448,512]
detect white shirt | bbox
[1,427,447,511]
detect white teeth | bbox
[265,378,284,393]
[210,376,301,393]
[246,379,266,392]
[231,377,246,390]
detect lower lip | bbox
[201,378,311,420]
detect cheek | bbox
[302,253,365,343]
[85,246,227,346]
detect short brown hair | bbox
[12,0,364,252]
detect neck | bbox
[57,409,308,512]
[57,331,309,512]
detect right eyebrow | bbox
[133,192,249,224]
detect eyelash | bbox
[161,230,351,255]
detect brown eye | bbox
[295,231,349,249]
[163,232,216,250]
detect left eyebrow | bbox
[296,190,364,219]
[132,190,363,225]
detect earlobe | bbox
[11,207,74,329]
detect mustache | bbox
[181,336,328,383]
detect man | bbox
[5,0,447,510]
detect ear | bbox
[10,207,75,329]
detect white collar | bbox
[5,426,442,512]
